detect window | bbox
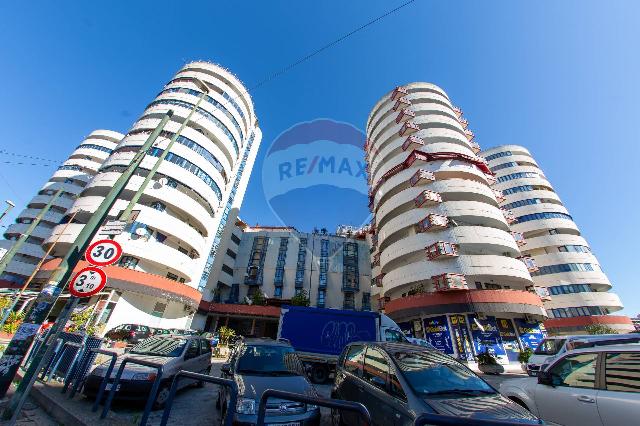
[501,198,542,210]
[605,352,640,393]
[221,264,234,276]
[549,284,592,295]
[177,246,188,255]
[152,302,167,317]
[516,212,573,223]
[363,348,388,390]
[317,289,326,308]
[166,178,178,188]
[150,201,166,212]
[156,232,167,243]
[343,345,365,377]
[490,161,517,172]
[274,286,282,298]
[384,329,406,343]
[531,263,597,276]
[496,171,540,183]
[199,339,212,354]
[166,272,179,281]
[343,293,355,310]
[231,233,241,245]
[484,151,512,161]
[361,293,371,311]
[226,249,236,259]
[549,353,598,388]
[389,371,406,401]
[118,256,139,269]
[558,245,591,253]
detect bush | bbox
[218,326,236,345]
[291,290,310,307]
[585,324,618,335]
[476,349,498,365]
[518,347,533,364]
[3,311,25,334]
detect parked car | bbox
[217,338,320,425]
[168,328,200,336]
[527,334,640,376]
[500,344,640,425]
[150,327,170,336]
[406,337,437,350]
[104,324,152,344]
[332,342,540,425]
[83,335,212,409]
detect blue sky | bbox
[0,1,638,315]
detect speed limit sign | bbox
[69,267,107,298]
[86,239,122,266]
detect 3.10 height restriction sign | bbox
[69,267,107,298]
[85,239,122,266]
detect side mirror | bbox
[221,363,231,375]
[537,370,555,387]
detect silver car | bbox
[84,334,212,409]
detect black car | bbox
[332,342,541,425]
[104,324,152,344]
[217,338,320,425]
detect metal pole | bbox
[119,89,208,222]
[0,200,15,225]
[0,209,80,330]
[0,111,173,414]
[0,188,63,276]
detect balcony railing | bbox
[399,121,419,137]
[342,283,360,292]
[393,96,411,111]
[493,189,506,202]
[470,141,481,154]
[378,296,390,310]
[452,106,462,118]
[395,108,415,124]
[501,209,517,224]
[372,253,380,267]
[402,135,424,151]
[464,129,475,142]
[389,86,409,101]
[414,190,442,207]
[410,169,435,187]
[374,273,385,287]
[425,241,458,260]
[459,118,469,129]
[416,214,449,233]
[511,232,526,247]
[432,273,468,291]
[518,256,539,273]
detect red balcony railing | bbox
[519,256,539,273]
[501,209,517,224]
[452,106,462,118]
[402,135,424,151]
[493,189,506,202]
[414,190,442,207]
[459,118,469,129]
[432,273,468,291]
[425,241,458,260]
[389,86,409,101]
[470,141,481,153]
[393,96,411,112]
[410,169,435,187]
[511,232,526,246]
[372,253,381,267]
[416,214,449,233]
[395,108,415,124]
[399,120,420,137]
[374,273,385,287]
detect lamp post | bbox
[0,200,15,225]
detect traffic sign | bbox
[69,267,107,298]
[85,239,122,266]
[97,220,127,236]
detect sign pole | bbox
[0,111,174,419]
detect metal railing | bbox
[159,371,237,426]
[255,389,371,426]
[41,340,82,381]
[100,357,163,426]
[413,413,544,426]
[63,348,119,404]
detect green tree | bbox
[218,326,236,345]
[0,296,12,311]
[290,290,310,307]
[251,291,266,306]
[585,324,618,335]
[518,347,533,364]
[3,311,25,334]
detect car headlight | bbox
[236,397,256,415]
[132,372,157,381]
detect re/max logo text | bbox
[278,156,366,180]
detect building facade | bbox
[366,83,547,365]
[37,62,261,331]
[481,145,633,334]
[195,222,372,337]
[0,130,123,286]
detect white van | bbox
[526,333,640,376]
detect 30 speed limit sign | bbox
[69,267,107,298]
[86,239,122,266]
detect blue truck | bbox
[277,305,407,383]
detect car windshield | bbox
[236,345,302,375]
[394,350,495,397]
[534,338,566,355]
[130,337,187,357]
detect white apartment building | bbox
[194,221,372,337]
[37,62,261,331]
[481,145,633,334]
[0,130,123,286]
[366,83,548,365]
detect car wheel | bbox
[152,384,171,410]
[310,365,328,384]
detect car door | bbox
[179,338,202,388]
[387,368,413,426]
[335,344,366,425]
[535,351,602,426]
[198,339,213,373]
[596,351,640,426]
[361,347,396,426]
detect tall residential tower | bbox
[40,62,261,330]
[366,83,546,365]
[481,145,633,334]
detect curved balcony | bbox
[39,259,202,308]
[384,289,546,320]
[511,217,579,235]
[71,147,111,162]
[4,223,54,240]
[481,145,532,159]
[19,208,64,225]
[135,206,206,255]
[544,315,634,333]
[544,292,624,312]
[43,223,84,256]
[530,268,611,289]
[2,260,37,277]
[509,202,570,217]
[50,169,92,184]
[27,194,74,211]
[41,181,84,197]
[86,129,125,142]
[499,189,561,206]
[59,158,101,173]
[523,234,589,252]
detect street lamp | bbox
[0,200,15,225]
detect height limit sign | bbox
[69,267,107,298]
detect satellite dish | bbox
[158,178,168,186]
[135,227,148,236]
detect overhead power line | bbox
[0,149,62,164]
